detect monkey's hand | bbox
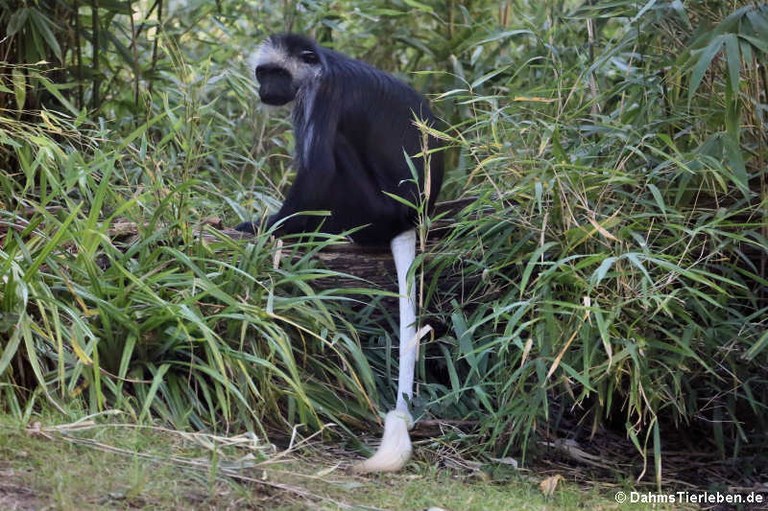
[234,221,260,234]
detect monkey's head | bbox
[252,34,324,107]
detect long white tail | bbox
[353,410,413,472]
[354,229,418,473]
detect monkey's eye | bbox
[299,50,319,64]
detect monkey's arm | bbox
[265,158,336,235]
[236,82,342,236]
[234,165,334,235]
[266,83,343,236]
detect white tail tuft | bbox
[352,411,413,473]
[354,230,420,474]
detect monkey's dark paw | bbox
[234,221,259,234]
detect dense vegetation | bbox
[1,0,766,486]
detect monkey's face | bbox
[252,34,323,107]
[255,65,298,106]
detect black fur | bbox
[237,34,444,245]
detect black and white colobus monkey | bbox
[237,33,443,244]
[236,33,444,472]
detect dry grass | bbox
[0,412,691,511]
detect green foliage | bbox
[1,0,766,484]
[0,103,383,433]
[419,0,768,483]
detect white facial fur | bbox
[249,38,323,94]
[248,37,323,154]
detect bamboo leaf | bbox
[519,242,557,298]
[746,9,768,41]
[687,35,724,103]
[11,69,26,111]
[745,330,768,361]
[0,320,24,376]
[7,8,29,36]
[402,0,433,13]
[23,205,83,282]
[29,8,63,62]
[723,34,741,96]
[590,256,616,286]
[139,364,171,422]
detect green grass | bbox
[0,412,687,511]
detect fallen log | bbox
[214,197,481,295]
[103,197,492,319]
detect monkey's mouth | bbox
[261,92,295,105]
[259,94,294,107]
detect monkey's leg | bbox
[353,229,417,473]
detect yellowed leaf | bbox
[539,474,564,497]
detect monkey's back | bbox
[320,49,444,243]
